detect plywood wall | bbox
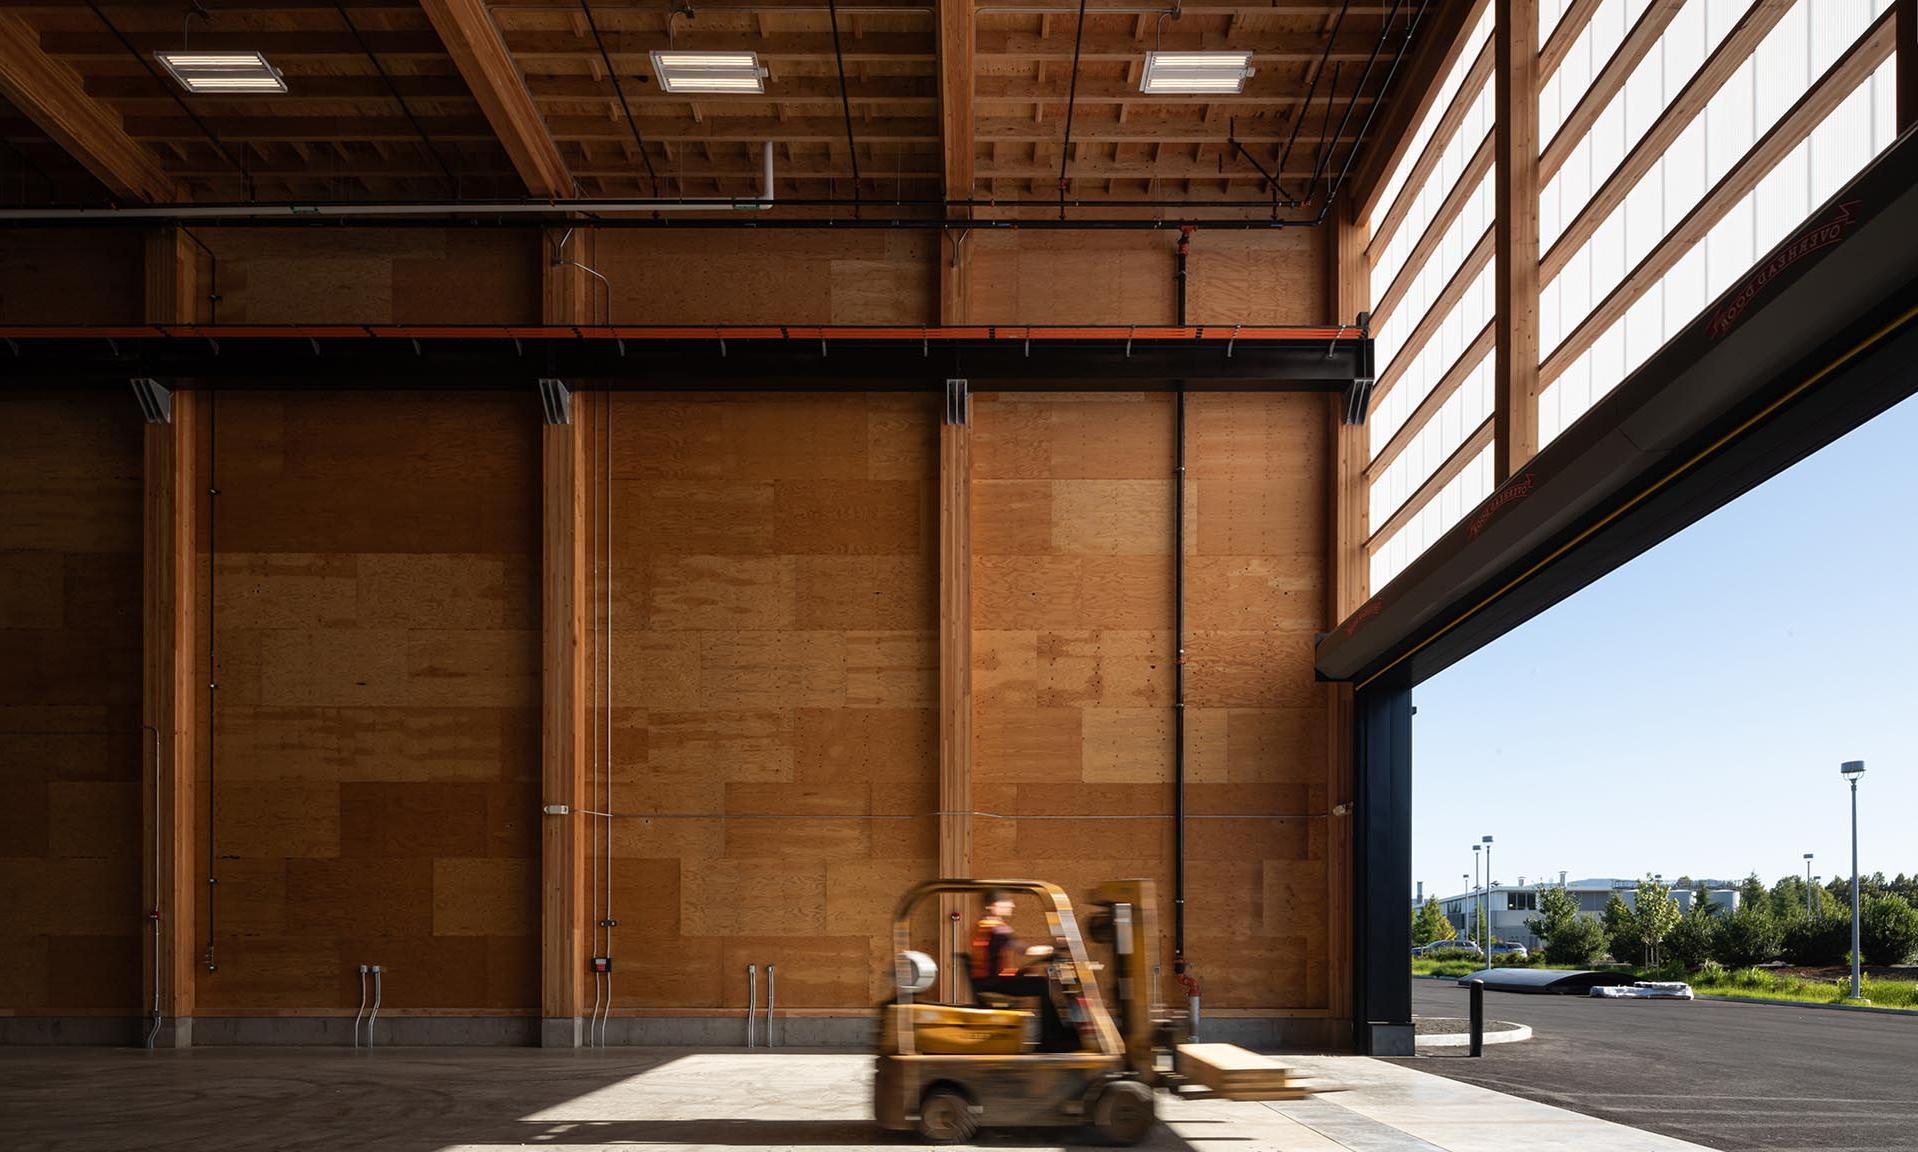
[0,231,144,323]
[193,229,541,324]
[593,232,938,324]
[969,391,1329,1011]
[0,395,144,1017]
[194,392,542,1015]
[594,393,940,1014]
[1185,232,1326,325]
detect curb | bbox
[1695,994,1917,1016]
[1414,1022,1532,1048]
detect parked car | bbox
[1490,942,1530,961]
[1417,939,1484,958]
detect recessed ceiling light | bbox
[155,51,288,94]
[649,51,769,94]
[1140,51,1256,95]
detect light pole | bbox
[1461,873,1470,940]
[1482,835,1495,955]
[1841,761,1866,998]
[1472,846,1482,952]
[1804,853,1815,919]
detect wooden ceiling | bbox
[0,0,1416,215]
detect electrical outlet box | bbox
[591,957,612,973]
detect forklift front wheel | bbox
[1092,1081,1156,1146]
[917,1087,978,1144]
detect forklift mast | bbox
[1086,879,1164,1078]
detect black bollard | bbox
[1468,979,1484,1057]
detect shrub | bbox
[1665,909,1722,970]
[1861,893,1918,965]
[1695,959,1727,983]
[1602,894,1645,965]
[1543,914,1609,967]
[1716,905,1783,968]
[1782,916,1850,967]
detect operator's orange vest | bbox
[970,916,1013,980]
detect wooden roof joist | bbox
[0,12,176,202]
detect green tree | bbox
[1631,876,1683,967]
[1525,885,1581,943]
[1781,916,1849,967]
[1412,898,1456,947]
[1665,902,1722,970]
[1860,893,1918,965]
[1890,874,1918,905]
[1602,893,1642,964]
[1544,915,1609,967]
[1738,873,1769,910]
[1771,876,1809,923]
[1716,903,1783,967]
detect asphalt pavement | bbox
[1390,978,1918,1152]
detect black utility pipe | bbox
[1171,228,1189,978]
[1276,0,1354,195]
[204,393,218,973]
[580,0,661,196]
[1057,0,1090,218]
[1,216,1316,231]
[1308,0,1405,197]
[826,0,863,205]
[337,1,456,194]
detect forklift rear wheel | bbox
[1092,1081,1156,1145]
[917,1088,978,1144]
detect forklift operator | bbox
[971,891,1074,1050]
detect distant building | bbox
[1436,878,1740,950]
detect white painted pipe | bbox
[368,966,382,1049]
[1188,993,1201,1040]
[0,144,777,221]
[766,963,776,1048]
[600,972,614,1048]
[353,965,369,1048]
[747,965,758,1048]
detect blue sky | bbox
[1412,391,1918,902]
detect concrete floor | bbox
[0,1045,1710,1152]
[1402,979,1918,1151]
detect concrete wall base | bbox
[1365,1022,1415,1056]
[0,1017,142,1046]
[0,1013,1353,1052]
[192,1017,540,1046]
[541,1016,582,1048]
[600,1016,876,1048]
[1192,1018,1351,1051]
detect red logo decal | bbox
[1343,598,1383,637]
[1466,471,1537,541]
[1706,200,1861,340]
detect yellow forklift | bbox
[873,878,1310,1145]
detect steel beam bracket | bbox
[538,378,572,425]
[131,377,172,424]
[1340,311,1375,426]
[944,378,969,426]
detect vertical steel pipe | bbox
[766,963,777,1048]
[747,965,758,1047]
